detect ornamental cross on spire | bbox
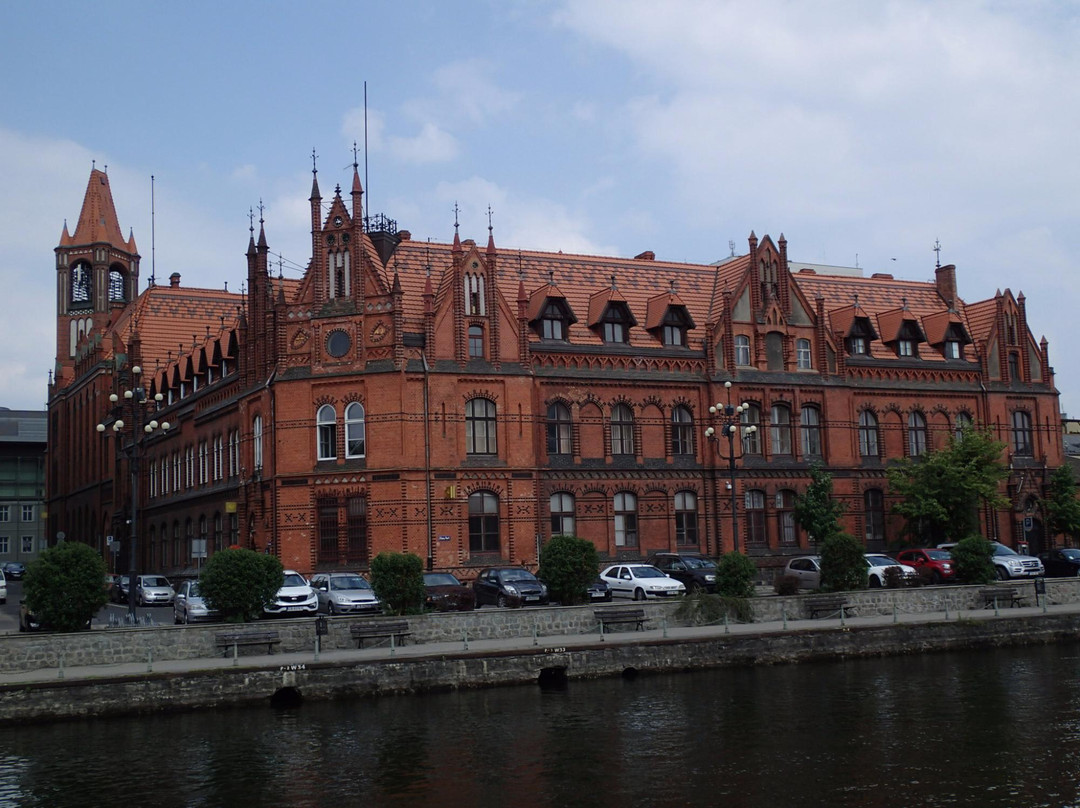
[311,148,318,175]
[934,238,942,268]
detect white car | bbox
[599,564,686,600]
[0,568,6,604]
[264,570,318,617]
[310,572,382,615]
[864,555,917,588]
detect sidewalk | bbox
[5,599,1075,687]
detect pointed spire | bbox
[309,148,321,201]
[60,220,72,246]
[392,271,402,295]
[247,207,256,255]
[71,167,129,249]
[452,201,462,253]
[486,205,496,255]
[257,199,268,249]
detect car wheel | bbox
[497,594,508,608]
[996,566,1009,581]
[689,581,702,595]
[328,602,338,616]
[605,592,613,602]
[174,612,182,625]
[633,588,646,601]
[869,576,882,589]
[931,571,943,585]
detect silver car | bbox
[173,580,219,624]
[784,556,823,590]
[136,575,175,606]
[310,572,382,615]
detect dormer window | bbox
[848,336,868,355]
[898,339,915,357]
[944,340,961,359]
[894,321,922,358]
[540,300,568,341]
[601,305,630,344]
[661,309,688,347]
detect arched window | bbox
[611,404,634,455]
[213,512,223,552]
[955,411,973,441]
[908,412,928,457]
[800,406,822,457]
[550,492,575,536]
[108,268,126,302]
[770,404,792,455]
[468,324,484,359]
[766,332,784,371]
[468,491,499,553]
[776,489,797,545]
[859,411,879,457]
[865,488,886,548]
[741,404,761,454]
[734,335,751,366]
[745,489,766,546]
[671,406,694,456]
[547,403,572,456]
[345,402,366,458]
[675,491,698,546]
[70,261,91,304]
[796,338,812,370]
[465,398,497,455]
[317,404,337,461]
[252,416,263,470]
[466,273,485,315]
[614,492,638,547]
[1012,410,1033,456]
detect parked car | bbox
[3,561,26,580]
[1038,548,1080,577]
[19,600,91,632]
[0,568,6,604]
[136,575,175,606]
[473,567,549,608]
[646,552,718,593]
[586,577,613,602]
[173,580,220,624]
[423,572,475,612]
[940,541,1044,580]
[783,556,822,590]
[599,564,686,600]
[113,575,131,603]
[865,554,918,588]
[894,548,956,584]
[310,572,382,615]
[264,570,319,617]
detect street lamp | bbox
[97,365,169,624]
[704,381,757,555]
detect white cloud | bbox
[430,59,520,124]
[388,122,459,164]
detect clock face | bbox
[333,216,343,228]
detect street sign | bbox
[1024,516,1034,532]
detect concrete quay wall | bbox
[2,612,1080,726]
[1,578,1075,675]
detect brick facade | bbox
[46,166,1064,580]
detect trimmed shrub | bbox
[819,532,867,592]
[369,552,425,615]
[952,535,996,585]
[674,592,754,625]
[538,534,600,606]
[716,551,757,599]
[199,548,284,623]
[774,575,800,596]
[24,541,109,632]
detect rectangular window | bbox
[0,506,9,523]
[21,505,33,522]
[317,499,339,564]
[346,496,368,565]
[21,536,32,553]
[0,536,7,553]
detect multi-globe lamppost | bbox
[704,381,757,555]
[97,366,169,624]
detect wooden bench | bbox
[350,619,411,649]
[804,595,853,619]
[215,630,281,656]
[979,587,1027,609]
[595,607,648,632]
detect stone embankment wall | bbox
[1,578,1073,674]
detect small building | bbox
[0,409,46,566]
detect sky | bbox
[2,0,1078,414]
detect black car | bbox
[3,561,26,580]
[586,578,613,602]
[473,567,549,608]
[1039,548,1080,577]
[423,572,476,612]
[646,552,718,593]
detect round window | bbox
[326,330,351,358]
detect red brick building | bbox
[46,164,1064,580]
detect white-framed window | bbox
[21,536,32,553]
[317,404,338,461]
[675,491,698,546]
[466,273,486,316]
[198,441,208,485]
[1012,410,1034,456]
[546,403,572,456]
[253,416,263,471]
[741,404,761,454]
[0,536,7,553]
[173,452,181,490]
[796,338,812,369]
[550,492,575,537]
[229,430,240,476]
[20,505,33,522]
[185,446,194,488]
[345,402,366,458]
[800,406,822,457]
[859,410,879,457]
[735,335,751,366]
[671,406,694,456]
[770,404,792,455]
[908,411,928,457]
[944,340,962,359]
[465,398,498,455]
[149,461,158,498]
[0,506,9,523]
[614,491,638,547]
[611,404,635,455]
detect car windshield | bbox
[282,573,307,587]
[1062,550,1080,560]
[142,576,169,587]
[424,573,461,586]
[631,566,667,579]
[992,544,1018,557]
[188,582,202,597]
[925,550,952,560]
[865,556,896,567]
[499,569,537,582]
[331,576,370,591]
[684,557,716,570]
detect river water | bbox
[2,642,1080,807]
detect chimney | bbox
[169,272,181,287]
[634,250,655,261]
[935,264,956,307]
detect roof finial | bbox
[258,199,265,225]
[548,269,554,285]
[249,208,254,235]
[933,238,942,268]
[901,296,908,310]
[487,205,494,233]
[92,159,96,171]
[854,293,859,307]
[453,201,460,236]
[610,273,617,290]
[352,140,359,169]
[104,164,108,175]
[670,279,677,293]
[311,148,318,176]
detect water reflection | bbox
[3,645,1080,806]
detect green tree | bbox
[887,428,1009,545]
[199,548,283,623]
[538,534,600,606]
[951,535,996,584]
[369,552,425,615]
[1043,465,1080,542]
[793,464,846,549]
[24,541,108,632]
[819,532,867,592]
[715,551,757,599]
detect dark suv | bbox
[473,567,549,608]
[646,552,718,593]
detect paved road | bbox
[0,580,175,633]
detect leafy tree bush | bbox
[793,464,847,549]
[369,552,425,615]
[674,592,753,624]
[951,535,996,584]
[715,551,757,599]
[23,541,109,632]
[538,534,600,606]
[199,548,283,623]
[1043,465,1080,543]
[819,532,867,592]
[774,575,800,596]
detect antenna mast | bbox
[150,175,156,286]
[364,81,369,225]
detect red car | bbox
[895,548,956,584]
